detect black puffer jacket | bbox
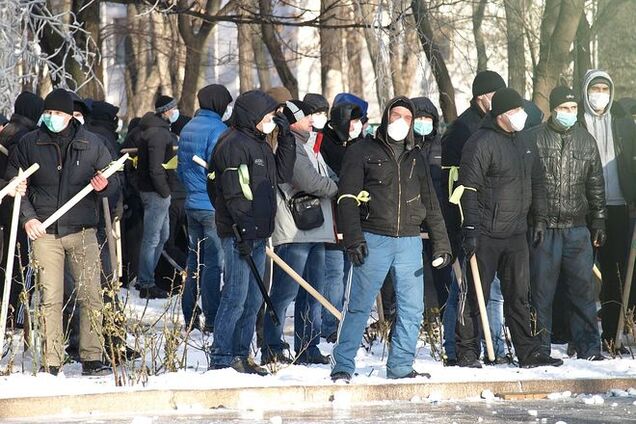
[321,103,362,177]
[209,90,296,240]
[136,112,176,198]
[6,122,118,235]
[458,114,547,239]
[337,96,451,257]
[535,120,606,228]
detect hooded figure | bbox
[579,70,636,352]
[0,92,44,165]
[320,102,363,176]
[207,89,296,375]
[331,96,451,382]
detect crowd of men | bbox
[0,67,635,381]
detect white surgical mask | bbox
[261,120,276,135]
[589,92,610,112]
[507,110,527,132]
[312,113,327,130]
[169,109,180,124]
[348,120,362,140]
[387,118,410,141]
[41,113,68,133]
[222,104,233,121]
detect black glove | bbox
[592,228,607,247]
[462,229,478,259]
[432,253,452,269]
[532,222,546,247]
[347,241,368,267]
[273,113,290,136]
[236,240,252,257]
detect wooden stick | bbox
[0,145,8,156]
[266,247,343,321]
[101,198,119,283]
[120,146,177,155]
[113,217,123,279]
[192,155,209,169]
[470,255,496,362]
[0,163,40,202]
[616,224,636,349]
[0,170,23,353]
[41,154,129,231]
[593,264,602,282]
[376,294,385,325]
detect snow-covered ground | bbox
[1,288,636,400]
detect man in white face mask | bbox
[331,97,452,382]
[454,87,563,369]
[580,70,636,354]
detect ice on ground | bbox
[527,409,538,416]
[580,394,605,405]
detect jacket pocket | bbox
[406,194,426,225]
[365,158,390,185]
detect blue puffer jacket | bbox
[177,109,227,210]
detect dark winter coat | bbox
[337,96,451,258]
[458,113,547,239]
[413,97,444,204]
[208,90,296,240]
[321,103,361,177]
[136,112,177,198]
[535,120,606,229]
[6,122,118,235]
[0,92,44,175]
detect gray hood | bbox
[582,69,614,116]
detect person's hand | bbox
[8,178,27,197]
[532,222,545,247]
[432,253,452,269]
[592,228,607,248]
[273,114,290,135]
[462,230,478,259]
[90,172,109,192]
[25,219,45,241]
[236,239,252,257]
[347,241,368,267]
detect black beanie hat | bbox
[43,88,74,115]
[303,93,329,114]
[472,70,506,97]
[155,95,177,113]
[549,86,578,110]
[282,100,312,124]
[491,88,523,117]
[197,84,232,115]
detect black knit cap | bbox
[491,88,523,117]
[472,70,506,97]
[549,86,578,110]
[155,95,177,113]
[282,100,313,124]
[590,76,611,88]
[303,93,329,114]
[43,88,74,115]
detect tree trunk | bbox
[73,0,103,98]
[320,0,343,101]
[346,26,364,97]
[532,0,585,115]
[472,0,488,72]
[504,0,527,95]
[411,0,457,122]
[258,0,298,97]
[238,22,254,92]
[573,13,591,95]
[252,33,272,91]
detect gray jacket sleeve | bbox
[291,141,338,198]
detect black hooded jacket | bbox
[136,112,177,198]
[0,92,44,174]
[457,113,547,239]
[337,96,451,258]
[412,97,443,203]
[208,90,296,240]
[321,103,362,177]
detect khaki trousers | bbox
[33,229,103,367]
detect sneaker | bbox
[39,365,60,376]
[458,353,482,368]
[260,350,292,366]
[296,351,330,365]
[398,370,431,379]
[325,332,338,344]
[331,371,351,383]
[567,343,577,357]
[519,352,563,368]
[231,357,269,376]
[82,360,113,376]
[139,286,169,299]
[484,356,510,366]
[444,357,458,367]
[65,346,81,363]
[583,354,606,361]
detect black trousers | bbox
[456,234,539,362]
[599,205,636,345]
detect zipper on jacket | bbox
[409,158,416,179]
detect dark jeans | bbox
[209,238,265,367]
[599,205,635,345]
[530,227,601,357]
[181,209,223,328]
[456,234,539,363]
[138,192,171,288]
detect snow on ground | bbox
[1,288,636,400]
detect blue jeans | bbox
[530,227,600,357]
[332,233,424,379]
[209,238,265,367]
[263,243,325,355]
[321,248,350,338]
[181,209,223,328]
[138,192,171,288]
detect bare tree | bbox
[320,0,344,101]
[504,0,526,95]
[472,0,488,72]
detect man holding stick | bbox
[7,89,119,376]
[454,88,561,369]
